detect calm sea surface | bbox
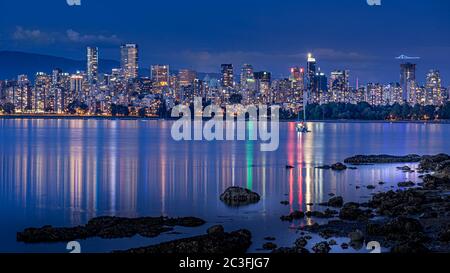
[0,119,449,253]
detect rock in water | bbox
[262,242,278,250]
[344,154,421,164]
[348,230,365,242]
[312,241,331,253]
[118,229,252,254]
[398,181,416,187]
[207,225,225,235]
[17,216,206,243]
[220,187,261,206]
[328,196,344,207]
[331,162,347,171]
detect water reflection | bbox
[0,119,449,252]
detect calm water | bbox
[0,119,449,253]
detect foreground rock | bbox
[323,196,344,208]
[331,163,347,171]
[418,154,450,171]
[344,154,421,164]
[17,216,205,243]
[118,227,252,254]
[339,202,373,221]
[220,187,261,206]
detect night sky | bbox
[1,0,449,85]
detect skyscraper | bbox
[87,47,99,84]
[178,69,197,87]
[120,44,139,80]
[220,64,234,88]
[400,62,416,102]
[254,71,271,103]
[306,53,316,90]
[426,70,443,105]
[151,65,170,91]
[330,70,349,103]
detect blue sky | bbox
[1,0,449,85]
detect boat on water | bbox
[296,121,309,133]
[296,92,310,133]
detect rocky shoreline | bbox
[274,153,450,253]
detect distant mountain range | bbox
[0,51,121,80]
[0,51,219,81]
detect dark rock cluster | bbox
[17,216,206,243]
[118,226,252,254]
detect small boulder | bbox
[398,181,416,188]
[220,187,260,206]
[328,196,344,208]
[331,162,347,171]
[262,242,278,250]
[207,225,224,235]
[348,230,364,242]
[312,241,331,253]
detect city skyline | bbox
[1,0,450,83]
[0,44,448,118]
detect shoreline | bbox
[1,114,450,124]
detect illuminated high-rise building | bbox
[426,70,443,105]
[400,62,416,102]
[330,70,349,103]
[34,73,52,112]
[120,44,139,80]
[240,64,255,102]
[70,74,84,100]
[311,70,327,104]
[87,47,99,84]
[15,75,31,113]
[366,83,385,106]
[306,53,316,90]
[151,65,170,92]
[220,64,234,88]
[254,71,271,103]
[178,69,197,87]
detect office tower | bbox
[52,69,62,86]
[240,64,255,102]
[151,65,170,93]
[221,64,234,88]
[330,70,350,103]
[290,67,302,82]
[87,47,99,84]
[272,78,291,104]
[178,69,197,87]
[254,71,271,103]
[15,75,31,113]
[400,62,416,102]
[120,44,139,80]
[366,83,385,106]
[70,74,84,100]
[311,70,328,104]
[384,83,403,105]
[34,73,52,112]
[240,64,255,87]
[0,80,4,99]
[426,70,443,105]
[289,67,305,104]
[306,53,316,90]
